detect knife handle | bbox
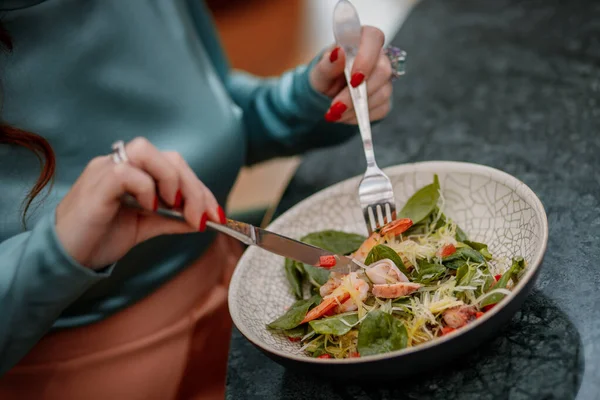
[120,194,255,245]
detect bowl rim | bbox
[228,160,549,364]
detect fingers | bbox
[367,53,394,94]
[337,83,393,123]
[326,79,393,123]
[125,137,180,207]
[349,26,385,88]
[99,138,225,232]
[340,101,391,125]
[101,161,157,211]
[124,138,225,230]
[163,151,224,231]
[310,45,347,97]
[323,33,392,123]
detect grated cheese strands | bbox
[389,239,437,270]
[340,274,367,319]
[488,257,511,277]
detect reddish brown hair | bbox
[0,22,56,227]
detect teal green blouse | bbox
[0,0,356,373]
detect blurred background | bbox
[205,0,417,223]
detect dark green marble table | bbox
[226,0,600,398]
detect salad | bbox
[267,175,526,359]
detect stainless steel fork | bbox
[333,0,398,234]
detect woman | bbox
[0,1,399,398]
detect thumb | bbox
[309,45,347,97]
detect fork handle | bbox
[344,55,377,169]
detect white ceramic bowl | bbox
[228,161,548,377]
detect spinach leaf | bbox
[464,240,493,260]
[509,257,526,284]
[403,222,427,237]
[480,257,526,307]
[431,208,445,230]
[475,270,496,297]
[398,174,440,225]
[284,325,307,339]
[444,258,467,270]
[455,225,469,242]
[456,263,477,287]
[364,244,408,274]
[267,295,321,330]
[357,310,408,356]
[443,247,486,266]
[284,258,304,299]
[301,231,366,255]
[483,272,496,292]
[309,314,359,336]
[413,262,447,283]
[303,264,331,287]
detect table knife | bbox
[121,194,364,273]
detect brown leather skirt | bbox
[0,234,243,400]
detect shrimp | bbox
[301,293,350,324]
[372,282,421,299]
[354,231,382,261]
[302,272,368,323]
[335,273,369,313]
[353,218,414,261]
[319,272,344,297]
[442,305,477,328]
[379,218,413,237]
[365,259,409,284]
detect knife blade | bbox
[213,219,364,274]
[121,194,364,273]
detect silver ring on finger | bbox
[384,46,407,81]
[111,140,129,164]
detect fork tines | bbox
[365,202,397,234]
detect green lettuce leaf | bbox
[443,246,487,268]
[480,257,526,307]
[398,174,440,225]
[357,310,408,356]
[284,258,304,299]
[464,240,493,260]
[364,244,408,274]
[300,231,366,255]
[267,295,321,330]
[412,261,447,283]
[309,314,359,336]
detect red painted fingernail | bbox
[198,212,208,232]
[329,101,347,115]
[153,196,158,212]
[325,111,342,122]
[217,206,227,224]
[329,47,340,63]
[350,72,365,87]
[173,190,183,209]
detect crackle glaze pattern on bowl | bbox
[228,161,548,363]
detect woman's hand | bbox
[55,137,225,269]
[309,26,393,124]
